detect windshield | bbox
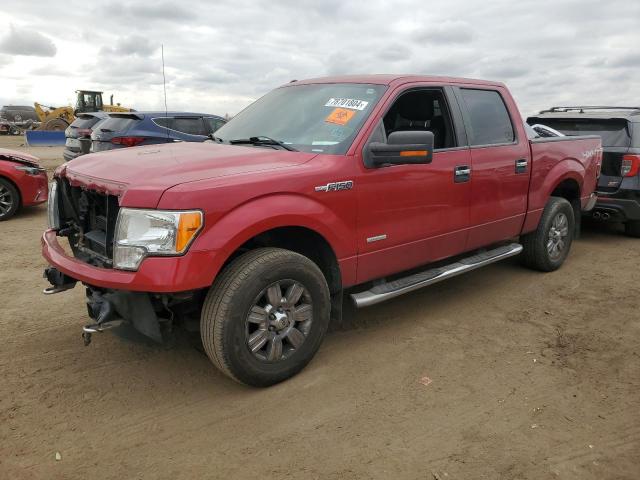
[215,83,387,154]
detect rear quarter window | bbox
[98,116,139,132]
[71,115,102,129]
[460,89,515,146]
[633,123,640,148]
[152,117,207,135]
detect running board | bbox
[351,243,523,308]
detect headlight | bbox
[15,165,46,175]
[113,208,203,270]
[47,181,60,229]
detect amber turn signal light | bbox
[176,212,203,252]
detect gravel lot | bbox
[1,135,638,479]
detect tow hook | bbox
[82,320,124,346]
[42,267,77,295]
[83,290,122,346]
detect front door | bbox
[355,86,472,283]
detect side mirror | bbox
[366,130,434,168]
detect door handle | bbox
[515,158,528,173]
[454,165,471,183]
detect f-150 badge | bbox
[315,180,354,192]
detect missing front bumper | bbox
[85,289,164,344]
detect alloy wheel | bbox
[245,280,313,362]
[547,212,569,260]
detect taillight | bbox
[111,137,146,147]
[621,154,640,177]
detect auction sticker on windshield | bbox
[325,108,356,126]
[325,98,369,110]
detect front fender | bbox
[190,193,357,284]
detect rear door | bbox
[455,86,531,250]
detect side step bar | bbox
[351,243,523,308]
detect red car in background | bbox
[0,148,48,220]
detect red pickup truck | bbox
[43,75,601,386]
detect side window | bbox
[172,117,206,135]
[381,89,456,149]
[460,89,515,146]
[153,117,170,128]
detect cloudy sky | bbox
[0,0,638,118]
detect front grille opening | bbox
[58,178,120,267]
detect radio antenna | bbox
[161,44,169,141]
[161,44,168,113]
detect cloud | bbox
[375,44,412,62]
[100,35,159,57]
[0,0,639,117]
[0,24,56,57]
[609,52,640,69]
[417,20,474,44]
[29,64,68,76]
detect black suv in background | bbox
[528,107,640,237]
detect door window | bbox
[381,89,456,149]
[460,89,515,146]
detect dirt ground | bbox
[0,135,638,480]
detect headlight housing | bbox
[15,164,46,175]
[47,181,60,229]
[113,208,203,271]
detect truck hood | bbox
[63,142,317,206]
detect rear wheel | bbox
[625,220,640,238]
[200,248,331,387]
[521,196,575,272]
[0,178,20,221]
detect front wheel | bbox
[521,196,575,272]
[0,178,20,221]
[200,248,331,387]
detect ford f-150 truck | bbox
[42,75,602,386]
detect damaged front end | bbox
[43,172,204,346]
[44,265,202,346]
[83,288,165,346]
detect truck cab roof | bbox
[286,74,506,88]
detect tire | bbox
[38,118,69,131]
[0,178,20,221]
[625,221,640,238]
[201,248,331,387]
[521,196,575,272]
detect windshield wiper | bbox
[229,136,298,151]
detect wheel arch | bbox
[222,226,343,295]
[523,160,585,234]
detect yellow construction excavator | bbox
[34,90,133,130]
